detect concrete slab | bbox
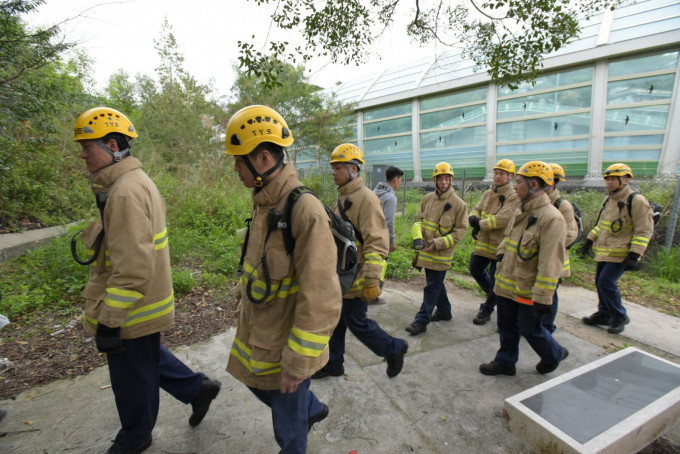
[0,222,79,263]
[0,281,678,453]
[505,347,680,453]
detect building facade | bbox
[299,0,680,182]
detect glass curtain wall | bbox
[496,67,593,177]
[604,51,679,176]
[419,87,488,179]
[362,102,414,178]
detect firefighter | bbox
[542,163,580,333]
[225,105,342,453]
[468,159,520,326]
[312,144,408,379]
[579,163,654,334]
[73,107,220,454]
[480,161,569,376]
[405,162,468,335]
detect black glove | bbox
[95,324,125,353]
[534,303,553,316]
[413,239,425,250]
[468,216,480,230]
[578,239,593,257]
[623,252,640,271]
[496,254,504,263]
[471,226,480,240]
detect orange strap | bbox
[516,297,534,306]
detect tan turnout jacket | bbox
[587,185,654,263]
[413,187,468,271]
[495,193,567,307]
[469,183,520,260]
[226,164,342,389]
[80,157,174,339]
[334,177,389,299]
[548,188,579,278]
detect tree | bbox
[228,62,355,167]
[238,0,618,89]
[0,0,95,230]
[127,19,224,177]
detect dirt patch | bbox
[0,285,238,400]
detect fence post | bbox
[402,173,407,215]
[461,169,467,201]
[664,176,680,250]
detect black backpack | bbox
[282,186,359,295]
[628,192,662,226]
[554,197,583,249]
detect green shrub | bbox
[645,245,680,282]
[172,269,199,295]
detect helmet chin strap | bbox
[242,154,283,188]
[342,163,360,181]
[95,140,130,166]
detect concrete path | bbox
[1,281,679,453]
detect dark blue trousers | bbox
[106,332,204,448]
[469,254,497,315]
[248,379,322,454]
[415,269,451,325]
[329,297,405,364]
[493,296,566,368]
[541,279,561,334]
[595,261,627,321]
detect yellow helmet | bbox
[225,105,293,156]
[548,163,566,182]
[433,162,454,178]
[518,161,554,186]
[330,143,365,165]
[603,163,634,179]
[493,159,516,174]
[74,107,138,141]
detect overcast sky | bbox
[25,0,442,100]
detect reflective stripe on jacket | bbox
[587,185,654,263]
[334,177,389,298]
[413,187,468,271]
[494,193,566,307]
[548,188,578,277]
[469,183,520,259]
[226,164,342,390]
[80,157,174,339]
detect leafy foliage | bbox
[239,0,618,88]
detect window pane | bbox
[420,126,486,149]
[497,139,590,154]
[604,106,669,132]
[603,135,664,147]
[420,146,487,179]
[364,135,412,155]
[608,51,679,78]
[420,105,486,129]
[364,117,412,137]
[420,87,487,110]
[363,103,411,121]
[607,74,676,104]
[497,86,592,120]
[603,149,661,160]
[498,67,593,96]
[497,114,591,141]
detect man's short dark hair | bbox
[386,166,404,182]
[252,142,284,163]
[102,132,132,152]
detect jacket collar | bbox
[374,181,395,194]
[521,192,550,213]
[547,188,561,203]
[608,184,633,201]
[338,176,365,195]
[90,157,142,189]
[252,163,298,207]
